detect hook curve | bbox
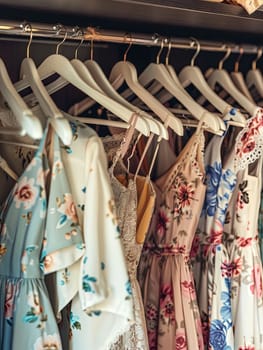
[165,39,172,66]
[252,47,262,70]
[189,37,201,66]
[218,46,231,70]
[54,24,68,55]
[123,33,133,62]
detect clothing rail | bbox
[0,19,259,55]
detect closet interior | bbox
[1,1,263,349]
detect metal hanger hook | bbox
[156,38,165,64]
[54,24,68,55]
[252,47,262,70]
[234,47,244,73]
[73,28,85,59]
[165,38,172,66]
[123,33,133,62]
[189,37,201,66]
[218,46,231,70]
[21,22,33,58]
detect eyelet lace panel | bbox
[234,108,263,172]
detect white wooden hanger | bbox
[25,34,166,139]
[137,39,225,134]
[82,37,168,140]
[14,24,73,145]
[0,155,18,181]
[179,39,246,125]
[207,46,257,116]
[0,58,42,139]
[21,29,152,138]
[246,47,263,100]
[230,47,254,102]
[71,49,166,139]
[109,38,184,136]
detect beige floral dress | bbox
[138,128,206,350]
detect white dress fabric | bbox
[59,120,134,350]
[223,107,263,350]
[102,134,149,350]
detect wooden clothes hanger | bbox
[72,35,167,140]
[20,33,169,140]
[0,155,18,181]
[32,29,153,138]
[0,56,42,139]
[138,39,225,134]
[66,34,169,140]
[138,38,226,134]
[179,39,246,125]
[14,24,73,146]
[246,47,263,100]
[109,36,184,136]
[206,46,257,117]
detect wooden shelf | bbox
[0,0,263,42]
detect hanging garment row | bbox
[0,25,263,350]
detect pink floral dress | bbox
[138,128,206,350]
[223,108,263,350]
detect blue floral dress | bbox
[191,110,242,350]
[0,124,84,349]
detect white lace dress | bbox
[103,135,149,350]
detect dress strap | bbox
[109,113,138,175]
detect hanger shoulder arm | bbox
[0,59,43,139]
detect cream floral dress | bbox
[224,108,263,350]
[59,120,134,350]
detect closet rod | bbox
[0,19,259,54]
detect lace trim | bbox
[109,176,149,350]
[234,108,263,172]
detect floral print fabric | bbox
[224,157,263,348]
[192,114,239,350]
[138,129,206,350]
[0,124,84,349]
[58,121,134,350]
[258,189,263,262]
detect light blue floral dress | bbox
[0,124,84,349]
[192,110,241,350]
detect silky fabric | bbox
[136,175,156,244]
